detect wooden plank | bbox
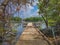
[15,22,53,45]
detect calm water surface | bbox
[2,23,24,45]
[2,23,46,45]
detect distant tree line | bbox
[24,17,43,22]
[11,17,21,22]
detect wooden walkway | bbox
[15,22,53,45]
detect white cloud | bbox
[31,9,39,16]
[18,0,39,18]
[23,9,39,18]
[33,0,39,6]
[37,9,39,12]
[27,4,34,10]
[28,5,34,9]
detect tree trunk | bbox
[41,15,48,29]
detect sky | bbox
[14,0,39,18]
[0,0,39,18]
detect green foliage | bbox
[38,0,60,27]
[12,29,17,33]
[11,17,21,22]
[38,0,60,39]
[24,17,43,22]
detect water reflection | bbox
[2,23,46,45]
[16,23,24,40]
[2,23,24,45]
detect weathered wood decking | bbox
[16,22,53,45]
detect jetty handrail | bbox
[35,28,53,45]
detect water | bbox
[16,23,24,40]
[2,23,46,45]
[2,23,24,45]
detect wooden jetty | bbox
[16,22,53,45]
[23,21,41,28]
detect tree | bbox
[11,17,21,22]
[0,0,34,44]
[38,0,60,45]
[38,0,60,28]
[24,17,43,22]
